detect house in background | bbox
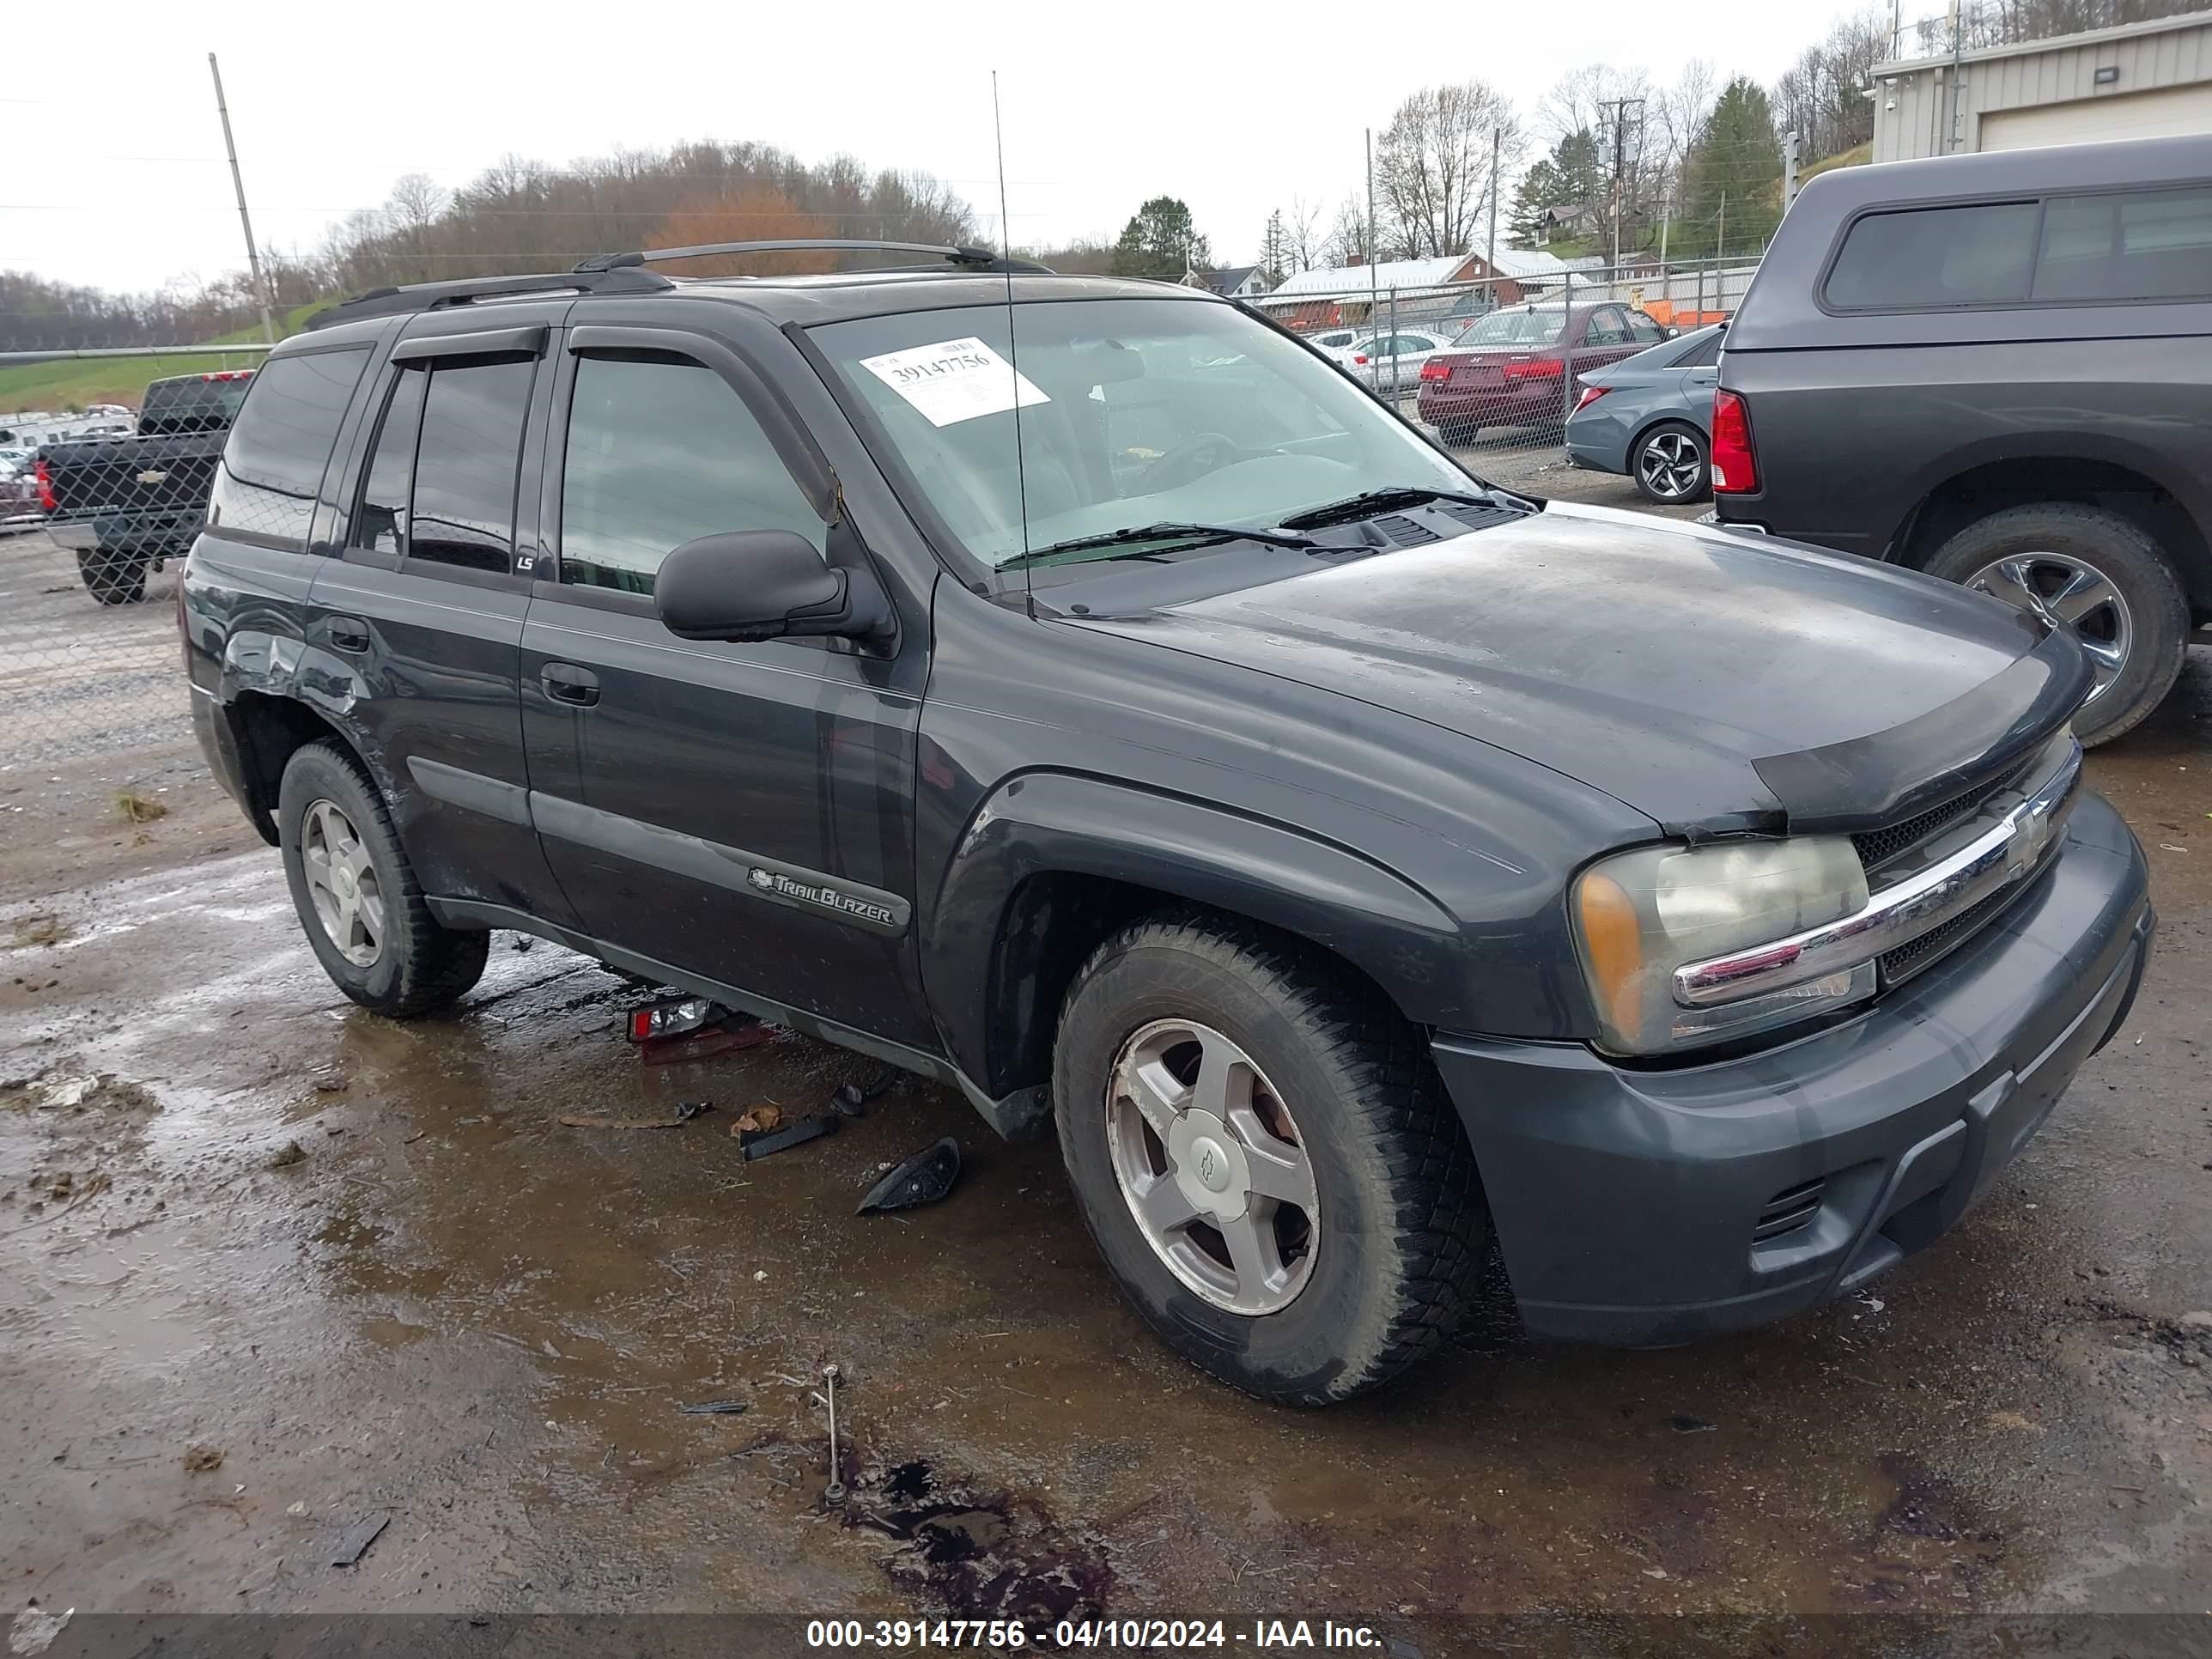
[1185,264,1273,298]
[1873,10,2212,161]
[1251,248,1578,331]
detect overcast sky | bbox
[9,0,1864,295]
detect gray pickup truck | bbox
[182,244,2152,1402]
[41,368,252,603]
[1715,134,2212,745]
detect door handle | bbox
[540,663,600,707]
[326,617,370,653]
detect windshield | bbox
[1455,307,1568,347]
[813,298,1476,569]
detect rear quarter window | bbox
[206,349,369,546]
[1823,201,2040,310]
[2033,185,2212,302]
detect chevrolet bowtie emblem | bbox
[136,470,168,486]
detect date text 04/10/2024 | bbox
[803,1618,1389,1649]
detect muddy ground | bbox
[3,485,2210,1651]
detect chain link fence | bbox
[1249,254,1763,443]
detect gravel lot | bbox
[3,478,2209,1648]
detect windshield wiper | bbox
[1276,486,1504,530]
[1001,520,1322,568]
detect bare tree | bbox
[1374,79,1525,259]
[1772,9,1889,160]
[1285,195,1324,272]
[1324,192,1373,267]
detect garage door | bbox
[1981,82,2212,150]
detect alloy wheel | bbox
[1105,1018,1320,1316]
[1637,429,1704,499]
[1964,551,2133,706]
[301,799,385,968]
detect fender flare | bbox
[1886,428,2212,576]
[924,770,1467,1096]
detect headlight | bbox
[1572,836,1875,1056]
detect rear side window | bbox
[1673,331,1723,368]
[407,358,534,574]
[557,354,821,595]
[1823,201,2040,310]
[2033,185,2212,301]
[207,349,368,545]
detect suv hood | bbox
[1066,502,2088,836]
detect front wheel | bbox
[278,741,488,1016]
[76,545,148,605]
[1053,914,1490,1404]
[1632,422,1710,504]
[1925,503,2188,747]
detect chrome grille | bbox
[1878,887,2016,984]
[1852,775,2009,875]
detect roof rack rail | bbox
[572,239,1053,276]
[304,267,675,330]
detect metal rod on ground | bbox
[822,1363,844,1503]
[209,54,277,347]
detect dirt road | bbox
[2,497,2209,1650]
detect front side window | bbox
[2034,185,2212,302]
[207,349,368,545]
[814,297,1474,570]
[1824,201,2040,310]
[557,353,823,594]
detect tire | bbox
[1923,503,2188,747]
[1436,421,1480,448]
[277,740,488,1016]
[1052,912,1489,1405]
[76,545,148,605]
[1631,421,1710,504]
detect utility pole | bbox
[1597,96,1644,273]
[1364,127,1378,392]
[1485,126,1500,287]
[1717,191,1727,263]
[209,53,276,346]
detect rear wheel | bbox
[76,545,148,605]
[1924,503,2187,746]
[1053,913,1489,1404]
[1437,420,1480,448]
[278,741,488,1016]
[1632,421,1710,504]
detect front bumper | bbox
[1433,791,2152,1346]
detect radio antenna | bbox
[993,70,1035,585]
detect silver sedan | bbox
[1563,324,1724,504]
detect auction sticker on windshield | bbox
[858,337,1049,427]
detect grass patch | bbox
[0,301,330,415]
[114,789,168,823]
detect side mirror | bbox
[655,529,893,647]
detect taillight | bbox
[1501,358,1564,382]
[33,458,53,513]
[1419,359,1451,382]
[1711,389,1759,494]
[1352,354,1369,365]
[1573,386,1610,413]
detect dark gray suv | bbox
[1716,133,2212,745]
[182,244,2150,1402]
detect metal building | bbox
[1872,9,2212,163]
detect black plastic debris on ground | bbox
[830,1063,902,1119]
[839,1457,1111,1626]
[857,1138,962,1214]
[739,1114,836,1162]
[676,1399,750,1416]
